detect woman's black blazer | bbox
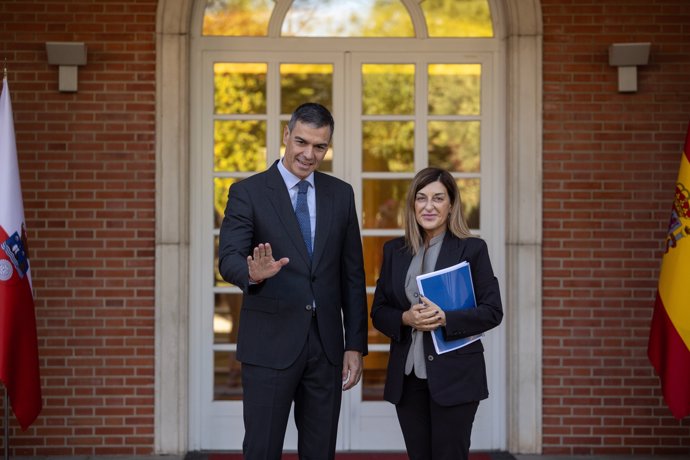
[371,232,503,406]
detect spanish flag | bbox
[647,122,690,420]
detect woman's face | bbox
[414,180,451,240]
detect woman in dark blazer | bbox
[371,167,503,460]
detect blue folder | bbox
[416,261,483,354]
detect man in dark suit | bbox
[218,103,368,460]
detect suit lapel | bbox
[391,243,413,308]
[390,233,467,306]
[386,234,466,308]
[312,172,331,269]
[435,232,465,270]
[265,162,312,265]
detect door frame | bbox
[154,0,543,454]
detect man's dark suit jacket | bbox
[218,160,368,369]
[371,232,503,406]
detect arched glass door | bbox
[189,0,506,451]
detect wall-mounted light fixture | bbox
[608,42,650,93]
[46,42,87,92]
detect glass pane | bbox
[363,235,396,287]
[214,235,234,288]
[202,0,272,36]
[214,120,267,172]
[362,179,409,229]
[458,178,480,230]
[367,293,390,345]
[362,121,414,172]
[282,0,414,37]
[214,63,267,114]
[362,64,414,115]
[428,121,480,172]
[362,351,388,401]
[214,350,242,400]
[214,293,242,344]
[428,64,481,116]
[280,64,333,114]
[422,0,493,38]
[214,177,238,229]
[279,121,333,173]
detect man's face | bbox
[282,121,331,180]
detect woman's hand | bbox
[402,296,446,331]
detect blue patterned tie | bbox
[295,180,312,257]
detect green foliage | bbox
[202,0,272,36]
[284,0,414,37]
[214,120,266,173]
[422,0,493,37]
[280,66,333,113]
[214,69,267,115]
[428,121,480,172]
[363,121,415,172]
[358,0,415,37]
[362,66,414,115]
[428,67,481,116]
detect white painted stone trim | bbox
[155,0,194,454]
[154,0,543,454]
[502,0,544,454]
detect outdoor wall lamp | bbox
[608,42,650,93]
[45,42,87,92]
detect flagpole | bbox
[2,62,9,460]
[3,385,8,460]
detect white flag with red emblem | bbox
[0,76,42,430]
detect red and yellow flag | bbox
[648,122,690,419]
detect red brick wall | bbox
[541,0,690,455]
[0,0,157,455]
[2,0,690,456]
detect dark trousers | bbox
[395,374,480,460]
[241,317,342,460]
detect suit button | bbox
[305,305,313,311]
[427,355,434,361]
[312,276,316,282]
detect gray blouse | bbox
[403,231,445,378]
